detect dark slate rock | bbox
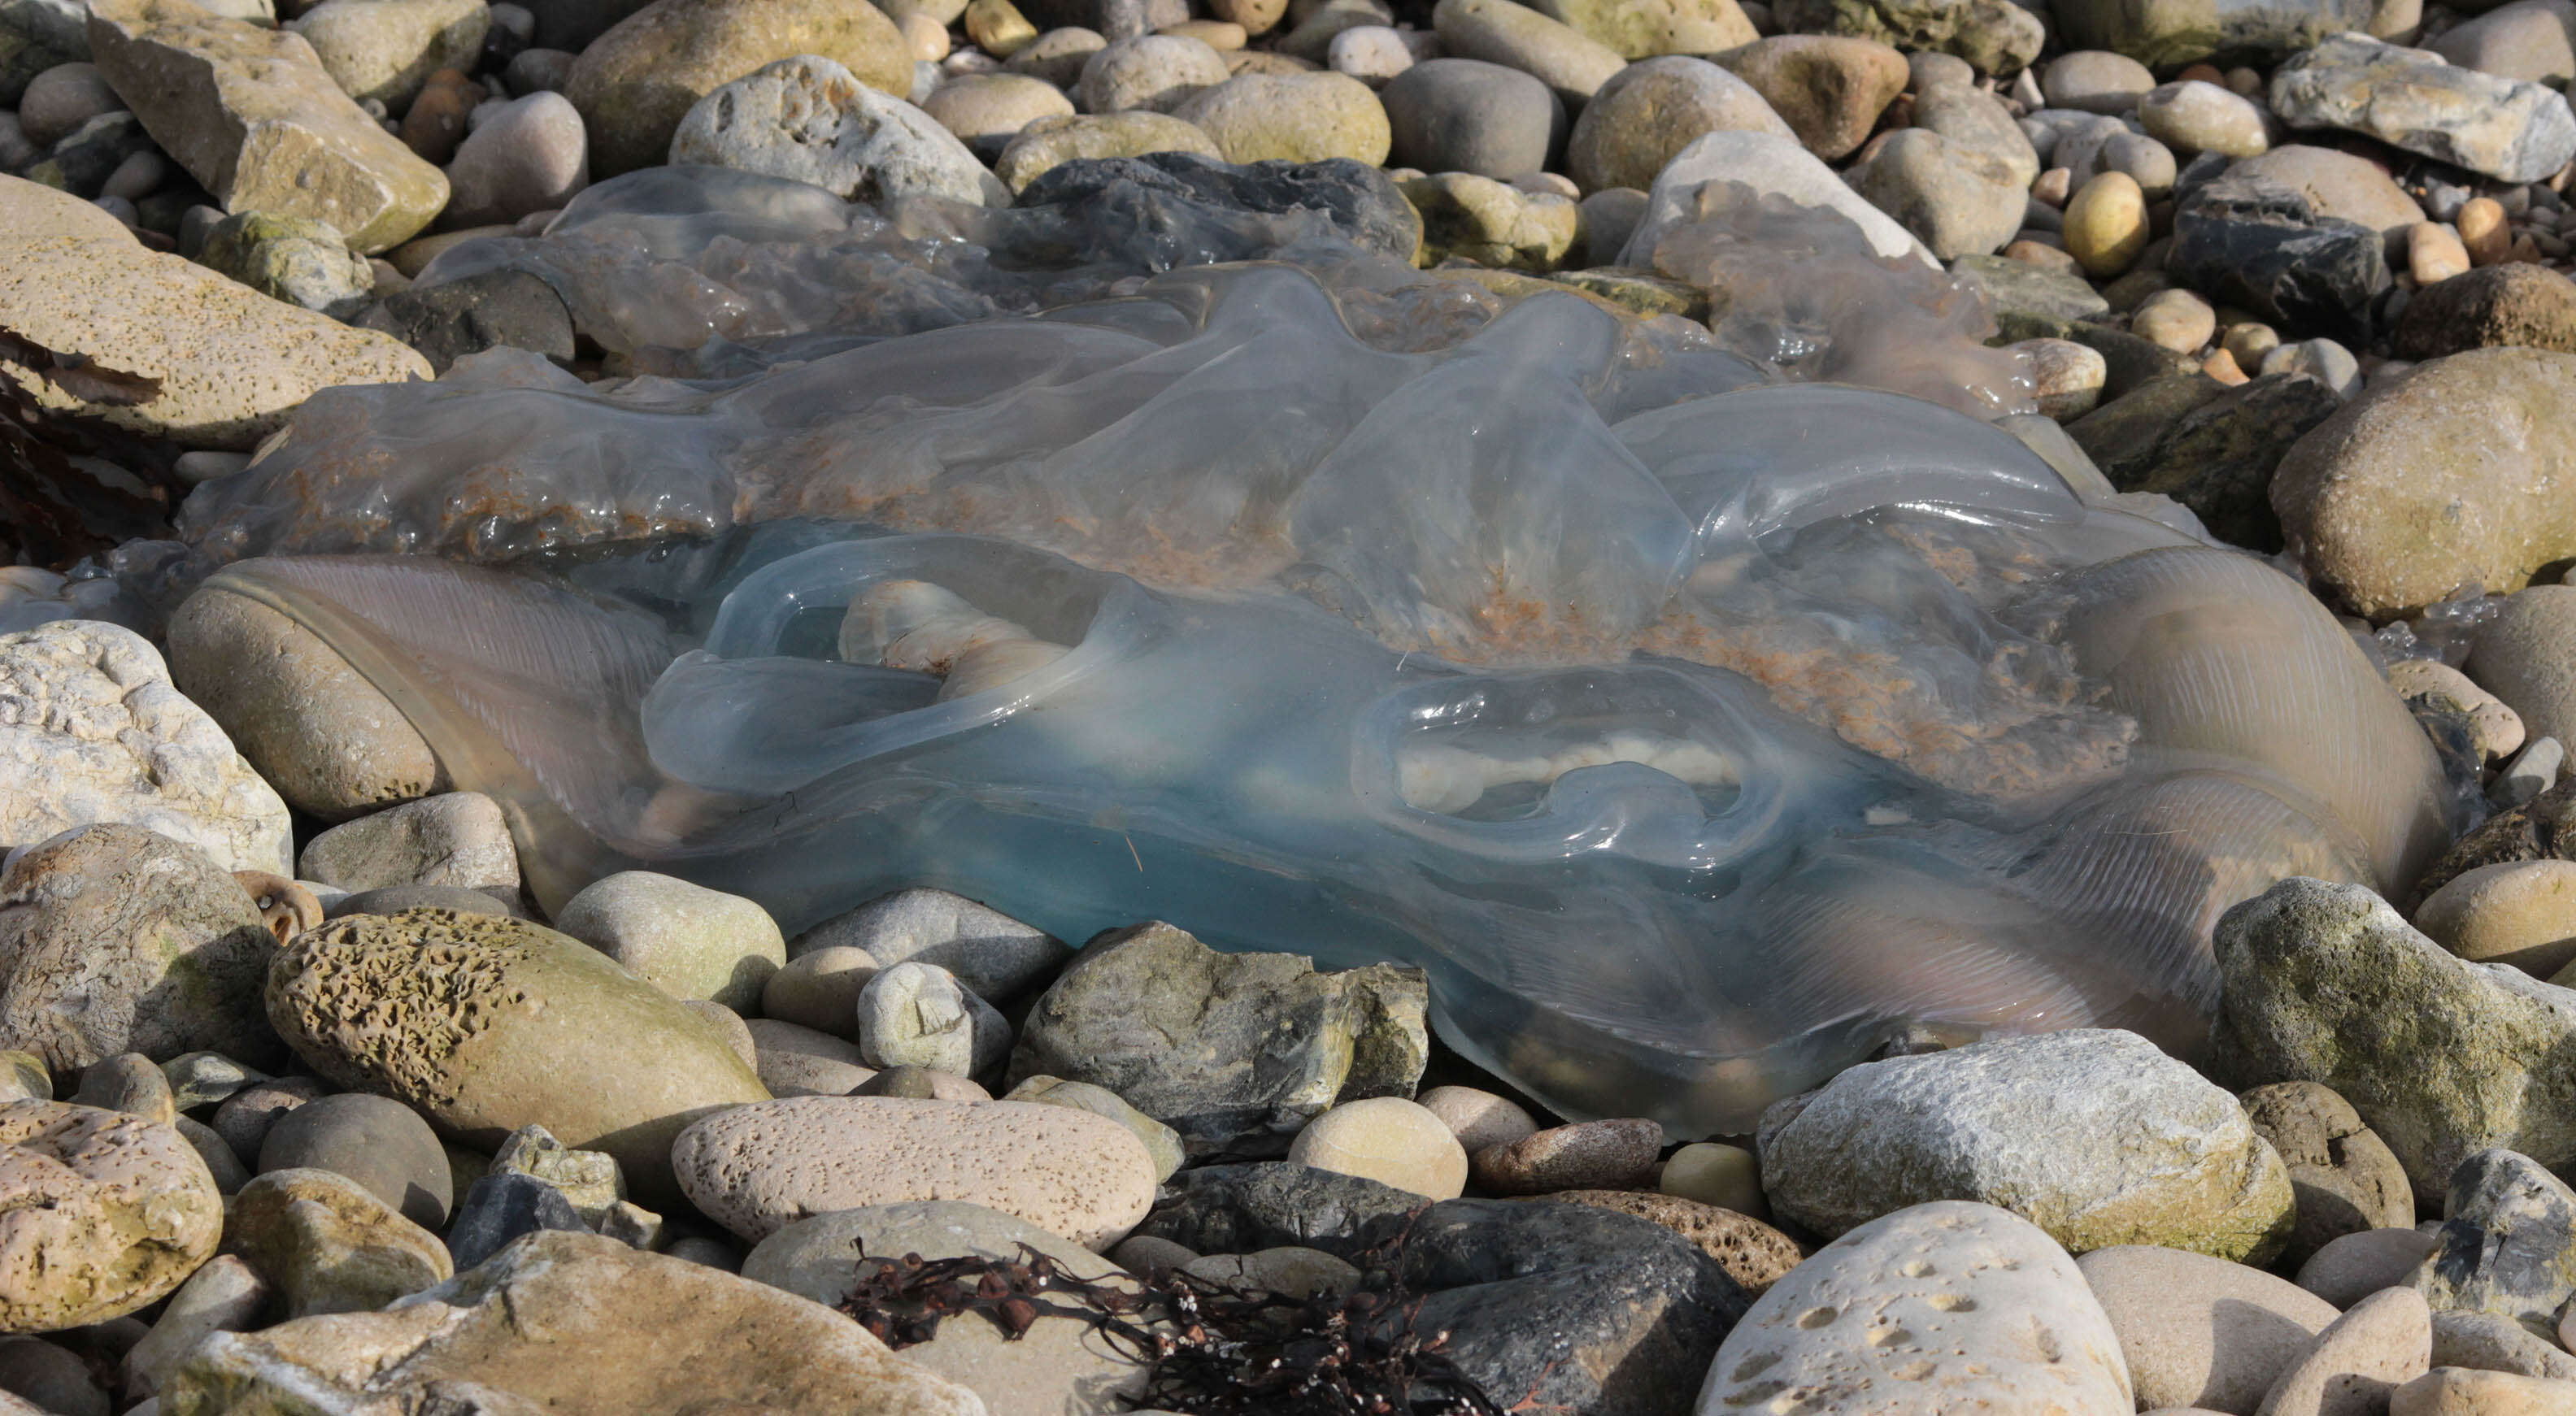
[2166,176,2388,342]
[259,1092,455,1232]
[447,1171,588,1272]
[2413,1148,2576,1330]
[359,269,578,376]
[1381,59,1566,181]
[2064,321,2201,398]
[1360,1199,1751,1416]
[1016,151,1424,265]
[33,111,151,198]
[2067,373,2225,484]
[2100,371,2342,551]
[2394,262,2576,360]
[1133,1162,1427,1257]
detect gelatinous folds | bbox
[172,166,2448,1134]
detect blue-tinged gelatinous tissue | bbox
[169,163,2448,1134]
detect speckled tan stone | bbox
[0,234,429,450]
[672,1096,1156,1249]
[0,1101,223,1331]
[1469,1117,1660,1194]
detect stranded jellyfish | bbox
[163,161,2447,1134]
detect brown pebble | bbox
[401,71,483,165]
[1544,1190,1804,1294]
[2202,347,2247,384]
[1469,1118,1661,1194]
[2460,196,2510,266]
[2177,62,2224,85]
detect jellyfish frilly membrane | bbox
[154,160,2448,1136]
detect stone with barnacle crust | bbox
[263,908,768,1205]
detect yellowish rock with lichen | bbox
[0,1101,224,1331]
[1401,170,1582,272]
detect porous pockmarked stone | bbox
[85,0,448,250]
[1760,1028,2295,1262]
[1700,1201,2133,1414]
[1547,1190,1802,1294]
[263,909,769,1205]
[1003,1074,1185,1181]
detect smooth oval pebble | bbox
[1416,1084,1537,1154]
[2080,1244,2339,1411]
[256,1092,453,1231]
[2065,170,2147,277]
[1287,1097,1468,1199]
[1470,1117,1660,1194]
[1660,1140,1764,1216]
[2299,1227,2443,1310]
[672,1096,1155,1249]
[2255,1286,2431,1416]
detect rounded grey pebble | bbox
[0,1336,107,1416]
[1380,58,1562,181]
[503,47,577,95]
[259,1092,456,1231]
[211,1076,327,1167]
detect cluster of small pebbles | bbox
[19,0,2576,1407]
